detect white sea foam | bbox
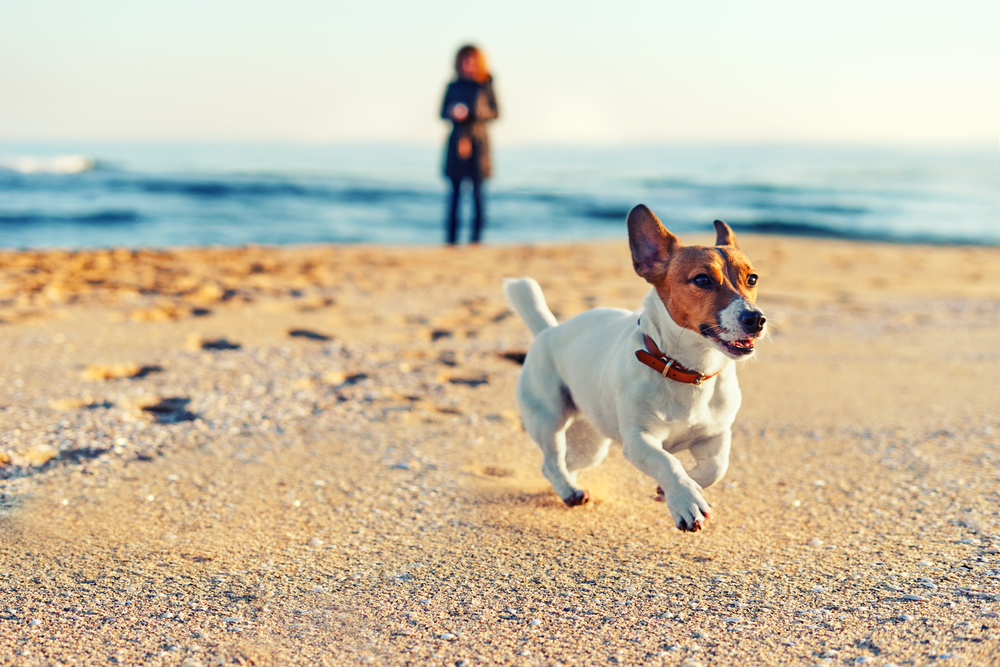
[0,155,95,174]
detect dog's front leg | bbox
[621,430,711,532]
[686,430,731,490]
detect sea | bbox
[0,142,998,249]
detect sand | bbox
[0,235,998,667]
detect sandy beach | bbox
[0,234,999,667]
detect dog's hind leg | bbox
[517,372,590,505]
[523,401,591,506]
[564,417,612,476]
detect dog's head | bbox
[627,204,766,360]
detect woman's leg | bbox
[471,177,485,243]
[446,177,462,245]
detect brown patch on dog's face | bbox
[654,245,759,335]
[627,207,764,356]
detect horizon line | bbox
[1,137,997,150]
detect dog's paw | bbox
[562,489,591,507]
[664,486,711,532]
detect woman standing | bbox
[440,45,499,245]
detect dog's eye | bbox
[747,274,758,287]
[691,274,713,288]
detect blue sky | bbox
[1,0,997,145]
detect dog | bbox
[503,204,766,532]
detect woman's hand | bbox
[451,103,469,121]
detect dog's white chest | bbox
[644,379,740,450]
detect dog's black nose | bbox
[740,310,766,335]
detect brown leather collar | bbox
[635,322,721,386]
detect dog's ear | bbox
[714,220,738,248]
[628,204,681,283]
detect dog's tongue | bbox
[731,340,754,349]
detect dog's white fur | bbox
[503,210,764,531]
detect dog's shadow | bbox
[464,466,613,514]
[478,488,569,510]
[462,465,570,510]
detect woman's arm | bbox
[440,84,469,122]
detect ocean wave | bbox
[728,219,962,244]
[100,176,435,204]
[0,211,141,225]
[127,178,316,199]
[745,201,869,215]
[0,155,95,174]
[729,220,859,239]
[575,204,633,221]
[644,178,824,195]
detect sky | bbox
[1,0,998,146]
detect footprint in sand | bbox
[199,339,241,351]
[448,375,489,387]
[499,351,527,365]
[187,334,241,351]
[137,397,197,424]
[437,372,489,387]
[81,363,162,380]
[437,351,459,367]
[287,328,333,341]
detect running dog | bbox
[503,204,766,531]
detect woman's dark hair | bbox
[455,45,490,83]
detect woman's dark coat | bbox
[440,78,498,180]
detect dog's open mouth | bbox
[712,336,756,357]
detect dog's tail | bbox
[502,277,559,337]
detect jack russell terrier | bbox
[503,204,766,532]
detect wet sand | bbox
[0,235,999,666]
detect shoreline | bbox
[2,233,999,302]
